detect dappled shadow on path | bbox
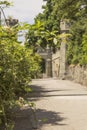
[27,85,87,101]
[0,108,35,130]
[13,107,38,130]
[36,108,66,128]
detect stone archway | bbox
[37,46,52,78]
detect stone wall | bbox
[67,64,87,86]
[52,51,60,77]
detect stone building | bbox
[6,18,18,27]
[38,20,70,79]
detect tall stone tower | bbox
[45,45,52,77]
[59,20,70,79]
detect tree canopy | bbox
[27,0,87,64]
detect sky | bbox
[4,0,46,24]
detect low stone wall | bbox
[67,64,87,86]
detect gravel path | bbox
[30,78,87,130]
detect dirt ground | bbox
[7,78,87,130]
[31,78,87,130]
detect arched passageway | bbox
[37,47,52,78]
[40,58,46,73]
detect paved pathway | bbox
[31,78,87,130]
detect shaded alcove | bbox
[40,58,46,73]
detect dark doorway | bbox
[40,58,46,73]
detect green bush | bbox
[0,26,41,129]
